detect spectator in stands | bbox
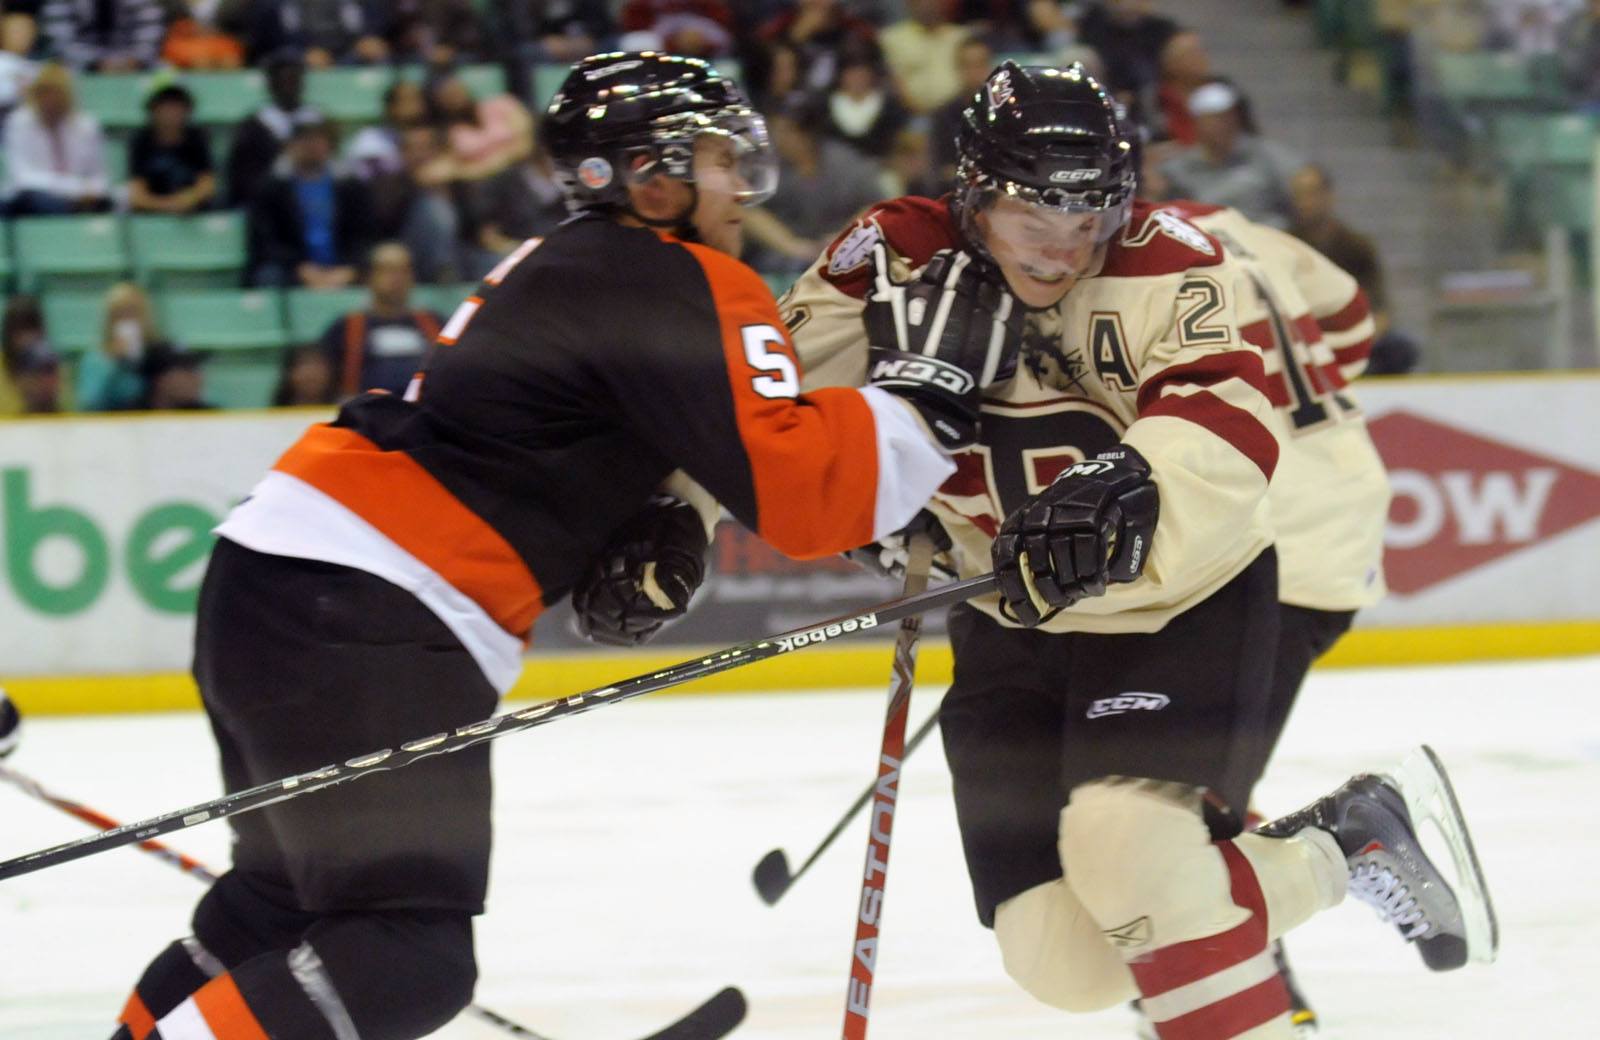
[618,0,737,58]
[1150,30,1210,145]
[39,0,164,72]
[3,62,111,215]
[226,50,323,206]
[161,0,247,69]
[128,83,217,214]
[882,127,942,199]
[1487,0,1582,56]
[506,0,613,65]
[750,97,885,271]
[1559,0,1600,107]
[472,138,567,259]
[248,118,375,289]
[0,8,39,122]
[930,34,993,181]
[138,342,215,410]
[0,294,51,415]
[372,122,471,282]
[1160,79,1306,230]
[5,342,64,413]
[1075,0,1178,95]
[1288,163,1419,374]
[76,282,159,411]
[318,242,442,398]
[345,79,429,180]
[823,39,910,159]
[757,0,878,95]
[425,70,534,182]
[272,343,338,406]
[247,0,391,68]
[388,0,485,66]
[880,0,968,115]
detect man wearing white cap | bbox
[1159,79,1308,230]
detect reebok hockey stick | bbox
[840,534,934,1040]
[751,708,940,906]
[0,573,998,883]
[0,760,747,1040]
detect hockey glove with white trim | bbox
[865,245,1023,451]
[0,689,19,758]
[845,510,957,582]
[992,446,1160,627]
[572,495,709,647]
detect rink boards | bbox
[1,372,1597,714]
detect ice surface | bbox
[2,655,1596,1038]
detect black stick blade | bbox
[641,987,748,1040]
[751,849,793,906]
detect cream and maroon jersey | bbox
[1162,201,1389,611]
[783,196,1282,634]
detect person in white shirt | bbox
[3,61,111,215]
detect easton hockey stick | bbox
[0,573,998,883]
[840,534,934,1040]
[752,709,940,906]
[0,759,747,1040]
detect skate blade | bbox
[1392,744,1500,965]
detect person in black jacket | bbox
[248,118,375,288]
[225,49,323,206]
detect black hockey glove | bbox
[992,445,1160,627]
[572,495,709,647]
[864,245,1023,451]
[845,510,957,582]
[0,689,19,758]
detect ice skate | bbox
[1259,745,1498,971]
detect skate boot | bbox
[1258,745,1498,971]
[0,689,18,758]
[1132,940,1317,1039]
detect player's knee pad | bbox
[310,909,478,1040]
[993,880,1136,1012]
[1058,778,1250,950]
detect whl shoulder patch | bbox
[828,220,883,275]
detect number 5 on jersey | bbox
[742,324,800,399]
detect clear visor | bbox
[690,112,778,207]
[968,191,1125,282]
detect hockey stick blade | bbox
[638,987,747,1040]
[751,849,793,906]
[0,575,997,883]
[751,710,940,907]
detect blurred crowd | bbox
[0,0,1424,417]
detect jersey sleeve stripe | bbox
[1316,289,1371,333]
[272,423,545,638]
[1139,388,1279,480]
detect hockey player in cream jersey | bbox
[762,64,1496,1040]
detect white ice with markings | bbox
[2,655,1596,1038]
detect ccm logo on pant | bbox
[1086,693,1171,719]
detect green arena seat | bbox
[75,72,163,130]
[13,215,130,292]
[129,213,248,287]
[457,63,508,99]
[285,287,369,342]
[416,282,478,316]
[205,358,283,409]
[158,288,288,351]
[0,218,11,291]
[304,67,394,123]
[186,71,268,126]
[41,291,105,356]
[1432,51,1540,107]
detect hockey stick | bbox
[0,574,998,883]
[840,534,934,1040]
[751,708,940,906]
[0,760,746,1040]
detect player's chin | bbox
[1011,269,1076,307]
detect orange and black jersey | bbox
[217,215,953,691]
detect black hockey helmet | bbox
[541,52,776,218]
[955,61,1136,245]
